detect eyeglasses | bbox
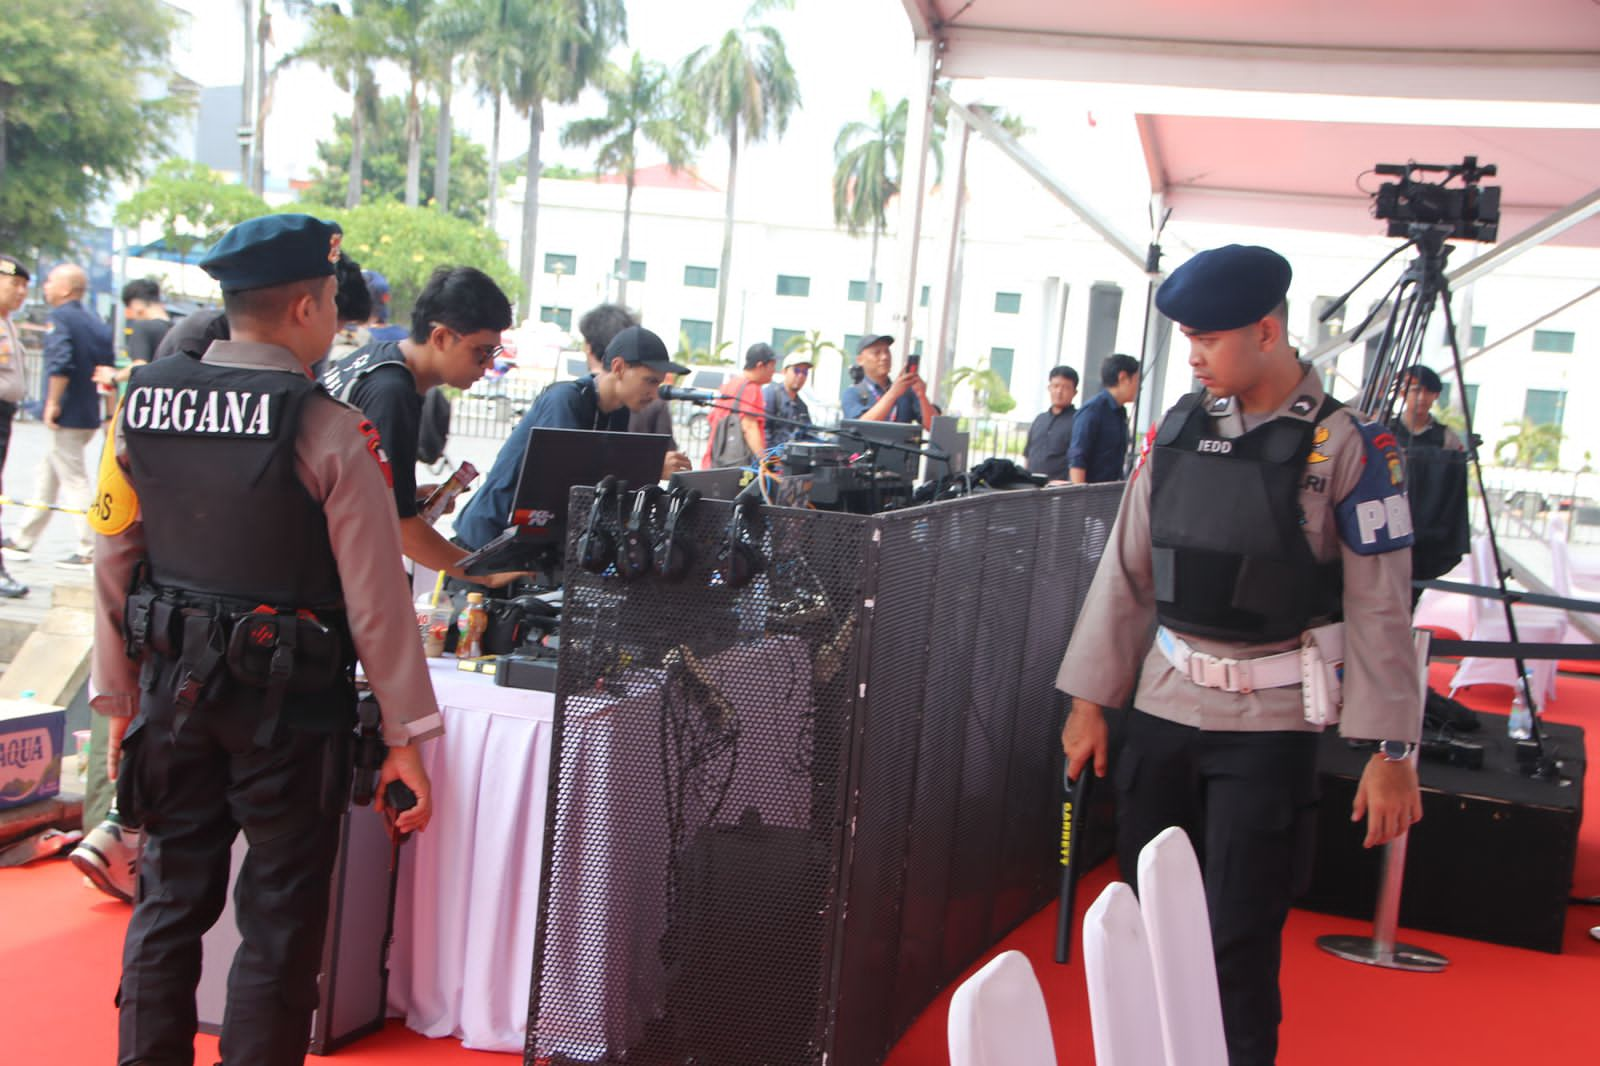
[433,323,504,363]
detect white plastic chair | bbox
[1083,882,1168,1066]
[1450,536,1564,705]
[1137,828,1228,1066]
[1550,514,1600,594]
[947,950,1058,1066]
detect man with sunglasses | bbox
[322,266,521,586]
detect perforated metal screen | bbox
[527,483,1122,1066]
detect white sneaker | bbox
[69,819,141,903]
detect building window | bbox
[990,347,1015,388]
[920,285,930,308]
[544,253,577,275]
[913,339,924,356]
[1525,388,1567,428]
[539,306,572,331]
[771,328,804,354]
[679,319,712,356]
[1471,324,1487,348]
[843,334,863,356]
[775,274,810,298]
[848,280,883,302]
[612,259,646,282]
[994,292,1022,314]
[684,265,717,288]
[1532,330,1575,354]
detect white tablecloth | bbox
[386,658,555,1053]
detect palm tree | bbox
[562,52,700,306]
[383,0,437,209]
[681,0,800,346]
[422,0,486,213]
[832,91,905,336]
[300,0,388,208]
[502,0,627,316]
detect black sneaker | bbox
[55,553,93,570]
[1,538,29,560]
[0,570,26,598]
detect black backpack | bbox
[417,386,452,465]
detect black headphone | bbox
[653,486,701,581]
[717,495,765,589]
[577,476,623,574]
[617,485,663,581]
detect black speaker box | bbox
[1301,715,1585,953]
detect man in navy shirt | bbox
[7,263,113,567]
[1068,353,1140,484]
[840,335,932,430]
[455,326,687,550]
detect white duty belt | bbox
[1155,626,1302,694]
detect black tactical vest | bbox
[320,340,411,403]
[122,356,343,610]
[1149,392,1343,642]
[1392,420,1469,581]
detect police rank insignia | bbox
[1307,424,1331,463]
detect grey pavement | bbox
[0,420,99,632]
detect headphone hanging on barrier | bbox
[653,486,701,582]
[578,476,623,574]
[617,485,663,581]
[717,495,765,589]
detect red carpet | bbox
[3,665,1595,1064]
[884,664,1600,1066]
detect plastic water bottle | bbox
[1508,690,1533,741]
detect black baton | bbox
[1054,765,1093,964]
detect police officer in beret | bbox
[1057,245,1423,1066]
[90,214,441,1066]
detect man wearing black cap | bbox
[89,213,439,1066]
[0,255,31,597]
[1056,244,1422,1066]
[841,334,932,430]
[703,342,777,467]
[455,324,689,551]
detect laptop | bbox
[458,428,669,576]
[840,418,923,482]
[669,467,749,501]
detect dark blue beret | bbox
[1156,244,1291,331]
[200,214,343,293]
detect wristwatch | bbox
[1378,740,1417,762]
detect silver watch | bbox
[1378,740,1416,762]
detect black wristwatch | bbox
[1378,740,1417,762]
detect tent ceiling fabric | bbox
[1138,115,1600,246]
[903,0,1600,102]
[902,0,1600,244]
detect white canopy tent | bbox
[891,0,1600,405]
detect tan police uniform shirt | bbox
[0,314,26,405]
[1056,367,1421,742]
[91,340,443,747]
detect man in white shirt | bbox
[0,255,31,597]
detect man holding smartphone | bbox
[840,335,932,430]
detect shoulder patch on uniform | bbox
[1335,419,1414,555]
[89,401,139,536]
[1289,394,1316,416]
[1131,422,1159,479]
[357,419,393,488]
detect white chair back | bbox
[947,949,1058,1066]
[1137,828,1228,1066]
[1084,882,1168,1066]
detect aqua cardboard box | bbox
[0,698,64,810]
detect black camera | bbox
[1373,156,1500,242]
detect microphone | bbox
[659,384,719,403]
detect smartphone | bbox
[905,354,921,373]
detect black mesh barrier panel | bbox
[527,483,1124,1066]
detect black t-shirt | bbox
[341,342,424,518]
[125,318,172,363]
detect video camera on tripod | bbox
[1372,155,1501,242]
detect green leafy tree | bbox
[678,334,733,366]
[562,52,701,306]
[681,0,800,345]
[832,91,924,336]
[299,0,389,209]
[0,0,185,256]
[504,0,627,317]
[304,96,494,226]
[292,200,517,321]
[114,161,272,254]
[947,361,1017,416]
[1495,419,1565,470]
[380,0,437,208]
[420,0,486,213]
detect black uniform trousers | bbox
[115,659,350,1066]
[1115,708,1321,1066]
